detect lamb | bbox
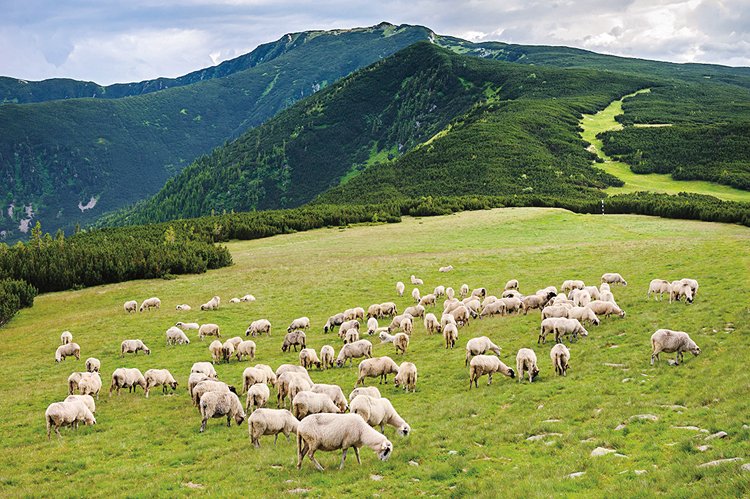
[176,321,200,331]
[200,295,221,311]
[64,394,96,414]
[439,265,454,273]
[553,318,589,344]
[199,391,246,432]
[550,343,570,376]
[459,284,470,298]
[418,293,436,307]
[60,331,73,345]
[55,343,80,362]
[336,340,373,367]
[349,387,381,401]
[424,313,441,334]
[366,317,379,335]
[311,384,349,412]
[246,319,271,337]
[647,279,672,300]
[601,273,628,286]
[139,297,161,312]
[235,340,257,361]
[465,336,502,366]
[109,368,147,396]
[192,380,236,406]
[584,285,601,301]
[296,413,393,470]
[144,369,178,398]
[248,408,299,448]
[504,279,519,290]
[443,323,458,349]
[350,394,411,437]
[468,355,515,388]
[680,278,699,297]
[77,372,102,399]
[45,400,96,439]
[288,317,311,333]
[516,348,539,383]
[222,338,238,362]
[166,326,191,345]
[650,329,701,365]
[561,280,585,293]
[245,383,271,412]
[240,294,256,302]
[191,361,217,379]
[198,323,221,340]
[300,348,322,369]
[282,330,307,352]
[229,298,241,304]
[176,304,192,311]
[255,364,278,387]
[396,281,405,297]
[121,339,150,356]
[567,306,600,326]
[277,372,313,408]
[123,300,138,313]
[586,300,625,318]
[189,373,209,399]
[570,289,592,307]
[356,356,400,386]
[293,391,341,420]
[411,288,421,303]
[410,275,424,285]
[209,340,224,364]
[669,281,694,304]
[403,304,425,319]
[393,333,410,355]
[434,285,446,297]
[343,328,360,345]
[85,357,100,373]
[394,362,417,392]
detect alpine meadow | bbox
[1,12,750,499]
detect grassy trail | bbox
[580,90,750,203]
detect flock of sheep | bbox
[47,270,702,470]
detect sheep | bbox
[469,355,515,388]
[235,340,257,361]
[443,323,458,349]
[561,280,585,293]
[502,289,523,299]
[288,317,311,333]
[67,372,89,395]
[410,275,424,285]
[121,339,150,357]
[198,323,221,340]
[551,294,573,306]
[403,304,425,319]
[433,285,446,298]
[307,346,329,371]
[240,366,276,391]
[586,300,625,318]
[394,362,417,393]
[310,384,348,412]
[379,302,398,318]
[669,281,694,304]
[77,372,102,399]
[680,278,699,297]
[462,298,481,317]
[650,329,701,365]
[440,313,457,330]
[465,336,502,366]
[418,293,436,307]
[550,343,570,376]
[480,300,506,319]
[277,372,313,408]
[55,343,80,363]
[471,287,487,299]
[229,298,241,304]
[500,296,523,315]
[209,340,224,364]
[199,391,246,432]
[109,368,146,396]
[504,279,519,291]
[522,292,555,314]
[584,286,601,301]
[349,386,381,401]
[516,348,539,383]
[396,281,405,297]
[60,331,73,345]
[567,306,600,326]
[343,328,360,345]
[200,295,221,311]
[356,356,400,386]
[144,369,178,398]
[601,273,627,286]
[176,304,192,311]
[64,394,96,414]
[192,380,237,406]
[275,364,312,382]
[176,321,200,331]
[553,318,589,344]
[139,297,161,312]
[282,330,307,352]
[423,313,441,335]
[439,265,453,273]
[45,401,96,439]
[443,298,461,314]
[326,313,348,332]
[255,364,278,387]
[600,289,617,305]
[366,317,379,335]
[240,294,256,302]
[386,313,411,333]
[189,373,209,399]
[570,289,592,307]
[459,284,469,298]
[124,300,138,313]
[351,397,409,438]
[300,348,322,369]
[166,326,191,345]
[366,305,381,320]
[293,391,341,420]
[480,295,498,308]
[393,333,410,355]
[539,317,561,343]
[647,279,672,300]
[222,338,238,362]
[600,282,611,292]
[409,288,421,305]
[248,408,299,448]
[450,305,471,326]
[246,319,271,337]
[338,320,360,336]
[86,357,102,373]
[296,413,393,471]
[191,361,217,379]
[245,383,271,412]
[349,307,366,321]
[542,305,570,320]
[336,340,373,367]
[401,316,415,336]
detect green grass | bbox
[1,208,749,496]
[580,90,750,203]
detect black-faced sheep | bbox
[504,279,519,290]
[650,329,701,365]
[669,281,694,304]
[192,380,237,407]
[567,306,600,326]
[411,288,421,304]
[209,340,224,364]
[424,313,441,335]
[176,321,200,331]
[200,295,220,311]
[393,333,410,355]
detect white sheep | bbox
[516,348,539,383]
[446,287,455,300]
[189,372,209,399]
[680,278,699,297]
[396,281,405,297]
[192,380,237,407]
[236,340,257,361]
[424,313,441,335]
[554,318,589,344]
[469,355,515,388]
[288,317,311,333]
[419,293,436,307]
[336,340,373,367]
[443,323,458,349]
[410,275,424,285]
[669,281,694,304]
[320,345,335,369]
[176,304,192,311]
[139,297,161,312]
[246,319,271,337]
[366,306,380,320]
[600,289,617,305]
[650,329,701,365]
[55,343,80,363]
[198,323,221,340]
[240,294,256,302]
[450,305,471,326]
[209,340,224,364]
[393,333,410,355]
[85,357,100,373]
[78,372,102,399]
[282,330,307,352]
[504,279,519,291]
[366,317,379,335]
[500,296,523,315]
[45,400,96,439]
[378,302,397,318]
[144,369,178,398]
[199,391,246,432]
[245,383,271,412]
[600,282,611,292]
[296,413,393,470]
[567,306,600,326]
[465,336,502,366]
[356,356,400,386]
[121,339,150,356]
[229,298,241,304]
[310,384,348,412]
[200,295,221,311]
[601,273,627,286]
[459,284,469,298]
[584,285,601,301]
[60,331,73,345]
[541,305,570,320]
[123,300,138,313]
[434,285,446,298]
[349,395,410,435]
[349,387,381,401]
[176,321,200,331]
[109,368,146,396]
[586,300,625,318]
[379,331,395,344]
[191,361,217,379]
[550,343,570,376]
[439,265,453,273]
[403,304,425,319]
[570,289,592,307]
[242,367,268,392]
[275,364,312,381]
[255,364,278,387]
[292,391,341,420]
[222,339,237,363]
[166,326,191,345]
[344,307,365,322]
[343,328,360,345]
[471,287,487,299]
[67,371,92,395]
[561,280,585,293]
[248,408,298,448]
[411,288,421,304]
[277,372,313,408]
[479,300,506,319]
[540,317,565,343]
[394,362,417,392]
[647,279,672,300]
[300,348,322,369]
[64,394,96,414]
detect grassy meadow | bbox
[1,207,749,496]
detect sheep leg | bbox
[339,449,348,469]
[55,425,62,439]
[200,418,207,433]
[487,373,493,386]
[308,450,325,471]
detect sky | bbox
[1,0,748,85]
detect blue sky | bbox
[1,0,748,85]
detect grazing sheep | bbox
[350,395,410,436]
[570,289,592,307]
[144,369,178,398]
[222,339,238,363]
[553,318,589,344]
[246,319,272,337]
[584,286,601,301]
[275,364,312,382]
[409,289,421,306]
[424,313,441,335]
[366,317,379,335]
[669,281,694,304]
[403,304,425,319]
[379,302,398,318]
[45,401,96,439]
[480,295,498,308]
[601,273,627,286]
[542,305,570,320]
[124,300,138,313]
[245,383,271,412]
[277,372,313,408]
[600,282,611,292]
[443,323,458,349]
[85,357,100,373]
[235,340,257,361]
[366,305,381,320]
[78,372,103,399]
[325,313,347,331]
[241,294,256,302]
[139,297,161,312]
[551,294,574,306]
[410,275,424,285]
[255,364,278,387]
[462,298,481,318]
[200,295,221,311]
[538,317,560,343]
[396,281,405,297]
[440,313,456,330]
[550,343,570,376]
[293,391,341,420]
[282,330,307,352]
[516,348,540,383]
[480,300,506,319]
[386,314,411,333]
[343,328,360,345]
[188,373,209,399]
[471,287,487,299]
[400,316,414,336]
[650,329,701,365]
[229,298,241,304]
[248,408,299,448]
[311,384,349,412]
[522,292,555,315]
[443,298,461,314]
[176,304,192,311]
[166,326,191,345]
[450,305,471,326]
[300,348,322,370]
[199,391,246,432]
[60,331,73,345]
[393,333,410,355]
[55,343,80,363]
[469,355,515,388]
[349,387,381,401]
[418,294,436,307]
[242,367,269,393]
[439,265,453,273]
[336,340,373,367]
[109,368,147,396]
[600,289,617,305]
[120,339,150,357]
[434,285,446,298]
[459,284,470,298]
[296,413,393,471]
[64,394,96,414]
[567,306,600,326]
[356,356,400,386]
[465,336,502,366]
[338,320,360,335]
[198,323,221,340]
[500,296,523,315]
[320,346,336,369]
[647,279,672,300]
[191,361,217,379]
[394,362,417,393]
[502,289,523,299]
[192,380,237,407]
[561,280,585,293]
[586,300,625,318]
[680,278,699,297]
[344,307,364,322]
[288,317,311,333]
[176,321,200,331]
[504,279,519,291]
[209,340,224,364]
